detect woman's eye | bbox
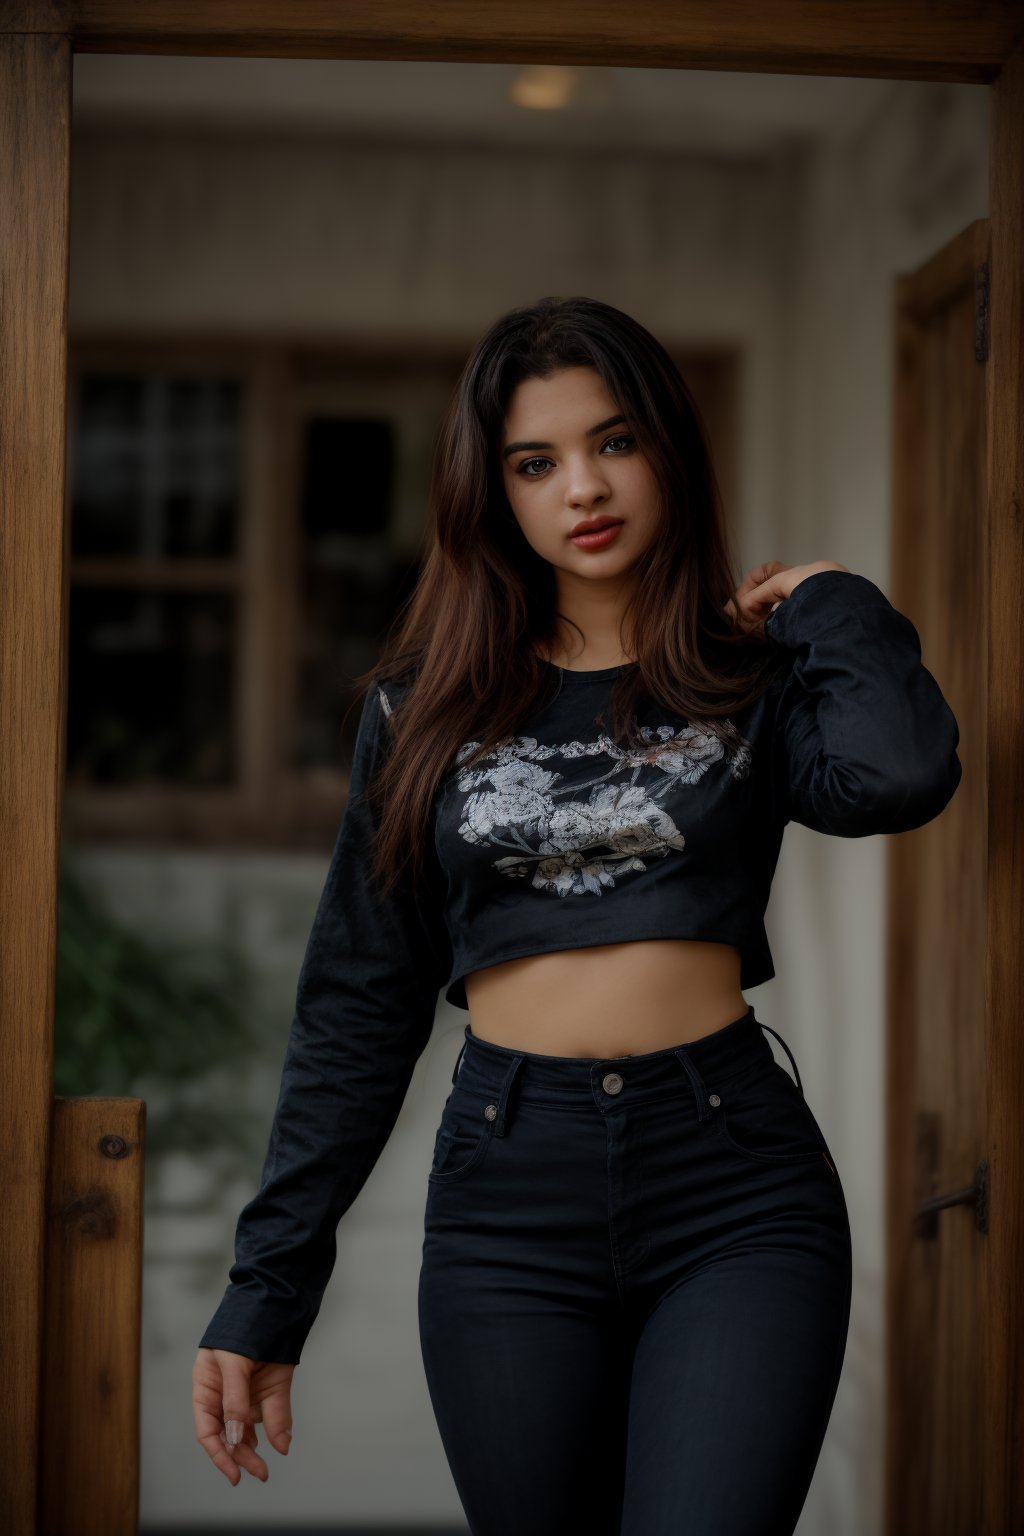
[516,435,633,478]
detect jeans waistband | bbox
[450,1005,803,1138]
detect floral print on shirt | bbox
[450,720,753,896]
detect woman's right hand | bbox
[193,1346,296,1485]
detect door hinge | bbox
[914,1157,989,1239]
[974,261,989,363]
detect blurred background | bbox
[59,53,988,1534]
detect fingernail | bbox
[225,1419,244,1446]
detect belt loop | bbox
[452,1036,468,1084]
[759,1021,804,1096]
[672,1046,712,1123]
[492,1053,525,1137]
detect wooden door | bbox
[886,220,990,1534]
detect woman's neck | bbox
[534,641,636,671]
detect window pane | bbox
[302,416,393,540]
[293,414,411,769]
[70,371,243,559]
[66,588,236,785]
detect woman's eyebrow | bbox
[502,414,627,459]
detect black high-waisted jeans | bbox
[417,1004,852,1536]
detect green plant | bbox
[54,846,270,1172]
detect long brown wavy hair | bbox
[355,295,787,902]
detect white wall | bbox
[763,78,988,1535]
[65,75,988,1532]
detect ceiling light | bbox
[508,65,580,111]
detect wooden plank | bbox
[2,0,1017,83]
[39,1098,146,1536]
[984,35,1024,1535]
[0,23,73,1536]
[885,217,989,1535]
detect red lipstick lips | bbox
[569,517,624,550]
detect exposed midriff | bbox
[463,937,748,1057]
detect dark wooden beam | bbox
[0,0,1017,83]
[983,34,1024,1534]
[0,18,73,1536]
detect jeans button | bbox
[484,1103,498,1121]
[708,1093,721,1107]
[602,1072,624,1095]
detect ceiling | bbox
[71,54,898,155]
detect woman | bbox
[192,296,962,1534]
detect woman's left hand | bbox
[723,560,850,630]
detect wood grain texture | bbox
[984,34,1024,1534]
[886,217,989,1536]
[1,0,1018,83]
[38,1098,146,1536]
[0,26,73,1536]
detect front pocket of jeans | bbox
[427,1090,496,1185]
[710,1062,826,1164]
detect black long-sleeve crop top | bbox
[198,569,962,1364]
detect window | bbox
[67,370,242,791]
[62,339,465,847]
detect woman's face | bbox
[499,366,663,580]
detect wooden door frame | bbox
[3,5,1021,1533]
[887,217,993,1534]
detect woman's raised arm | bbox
[762,569,963,837]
